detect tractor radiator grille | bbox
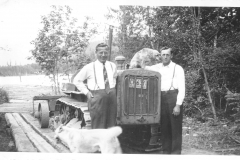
[123,75,159,116]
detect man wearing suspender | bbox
[73,43,118,129]
[145,47,185,154]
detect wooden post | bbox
[108,25,113,61]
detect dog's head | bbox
[152,50,161,63]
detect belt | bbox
[161,89,178,95]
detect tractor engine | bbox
[116,69,162,151]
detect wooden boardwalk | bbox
[5,113,70,153]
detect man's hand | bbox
[172,104,181,116]
[86,91,94,100]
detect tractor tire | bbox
[38,101,50,128]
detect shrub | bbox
[0,88,9,104]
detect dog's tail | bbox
[107,126,122,137]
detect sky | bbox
[0,0,121,66]
[0,0,239,66]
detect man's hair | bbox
[95,43,109,52]
[160,47,172,53]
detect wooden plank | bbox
[21,113,70,153]
[12,113,58,153]
[5,113,37,152]
[0,110,29,113]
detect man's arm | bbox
[73,65,90,95]
[176,65,185,106]
[173,65,185,115]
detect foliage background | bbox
[105,6,240,119]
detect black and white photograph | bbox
[0,0,240,159]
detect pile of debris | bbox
[225,91,240,121]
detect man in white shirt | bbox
[73,43,117,129]
[145,47,185,154]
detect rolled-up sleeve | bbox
[176,66,185,105]
[73,65,89,95]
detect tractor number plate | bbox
[129,78,148,89]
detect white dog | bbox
[54,125,122,154]
[129,48,161,69]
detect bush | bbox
[0,88,9,104]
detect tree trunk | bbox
[147,6,154,49]
[201,64,217,120]
[56,59,60,94]
[214,34,217,49]
[122,8,127,55]
[108,25,113,60]
[52,59,58,95]
[53,73,57,95]
[213,11,219,49]
[195,7,217,121]
[66,56,70,82]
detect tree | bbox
[105,6,240,119]
[30,5,98,94]
[105,6,156,61]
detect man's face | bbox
[96,46,109,63]
[161,48,172,66]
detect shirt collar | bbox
[96,59,108,66]
[161,61,173,68]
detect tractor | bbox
[32,55,162,152]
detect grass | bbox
[182,116,240,155]
[0,88,9,104]
[0,113,17,152]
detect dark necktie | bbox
[103,63,110,91]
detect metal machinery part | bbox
[32,95,64,128]
[38,101,50,128]
[116,69,162,152]
[119,125,162,152]
[55,96,90,129]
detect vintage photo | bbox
[0,0,240,158]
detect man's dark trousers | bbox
[88,88,117,129]
[161,89,183,154]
